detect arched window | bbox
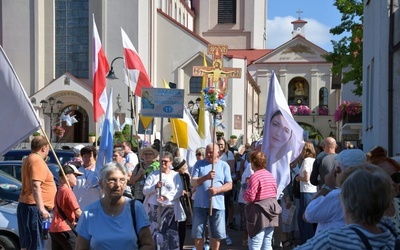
[318,87,328,115]
[189,76,202,93]
[288,77,309,106]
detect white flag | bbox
[0,46,41,155]
[261,71,304,197]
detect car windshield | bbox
[0,171,21,191]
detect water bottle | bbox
[41,218,50,240]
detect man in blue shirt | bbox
[191,143,232,250]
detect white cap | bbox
[73,144,85,155]
[336,149,367,170]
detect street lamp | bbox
[107,56,135,140]
[40,96,64,141]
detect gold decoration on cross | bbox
[193,44,242,94]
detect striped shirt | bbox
[243,169,277,202]
[295,224,395,250]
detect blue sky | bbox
[267,0,344,52]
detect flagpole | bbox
[158,117,164,231]
[39,126,70,189]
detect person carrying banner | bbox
[17,135,57,250]
[191,143,232,250]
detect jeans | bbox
[298,192,316,244]
[248,227,274,250]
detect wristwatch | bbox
[322,184,334,192]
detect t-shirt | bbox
[238,162,254,204]
[192,160,232,210]
[50,185,80,232]
[299,157,317,193]
[73,166,101,210]
[244,169,277,202]
[19,153,57,209]
[295,224,395,250]
[125,151,139,171]
[76,198,150,250]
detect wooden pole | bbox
[209,114,216,215]
[40,126,70,189]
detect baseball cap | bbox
[336,149,367,170]
[60,164,83,176]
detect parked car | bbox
[0,171,21,202]
[2,149,74,165]
[0,199,19,249]
[0,161,59,188]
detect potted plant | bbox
[88,132,96,143]
[229,135,237,146]
[334,101,362,123]
[32,131,40,137]
[289,105,311,115]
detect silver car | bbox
[0,199,19,249]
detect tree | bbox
[323,0,364,96]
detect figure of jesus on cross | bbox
[193,44,241,93]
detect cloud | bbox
[267,16,333,51]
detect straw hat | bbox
[139,146,158,159]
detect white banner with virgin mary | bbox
[261,71,305,198]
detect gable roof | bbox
[253,36,330,64]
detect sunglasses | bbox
[391,172,400,184]
[196,153,202,156]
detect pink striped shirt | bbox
[244,169,277,202]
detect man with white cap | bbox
[304,149,367,234]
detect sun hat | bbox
[139,146,158,159]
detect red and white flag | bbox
[92,14,110,122]
[121,28,152,97]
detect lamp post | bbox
[107,56,135,140]
[188,97,201,123]
[40,96,64,141]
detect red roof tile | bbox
[225,49,273,65]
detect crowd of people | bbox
[16,134,400,250]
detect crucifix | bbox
[192,44,242,93]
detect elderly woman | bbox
[130,146,160,202]
[297,164,396,249]
[75,162,153,250]
[113,147,133,198]
[244,150,281,250]
[143,151,184,250]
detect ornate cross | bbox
[193,44,242,93]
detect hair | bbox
[31,135,48,151]
[113,147,124,157]
[196,147,206,157]
[301,141,316,158]
[366,145,388,164]
[81,146,97,158]
[164,141,180,157]
[122,141,132,149]
[99,162,128,183]
[217,137,229,153]
[340,164,392,225]
[249,150,267,171]
[161,151,173,162]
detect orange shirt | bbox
[19,153,57,209]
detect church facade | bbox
[0,0,343,146]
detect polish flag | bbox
[92,14,110,122]
[121,28,152,97]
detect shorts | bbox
[191,207,226,239]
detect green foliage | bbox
[230,135,237,139]
[32,131,40,136]
[322,0,364,96]
[114,131,126,144]
[89,132,96,137]
[122,124,131,138]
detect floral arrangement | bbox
[52,126,65,137]
[318,106,329,115]
[216,131,225,138]
[289,105,311,115]
[334,101,362,122]
[203,87,226,115]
